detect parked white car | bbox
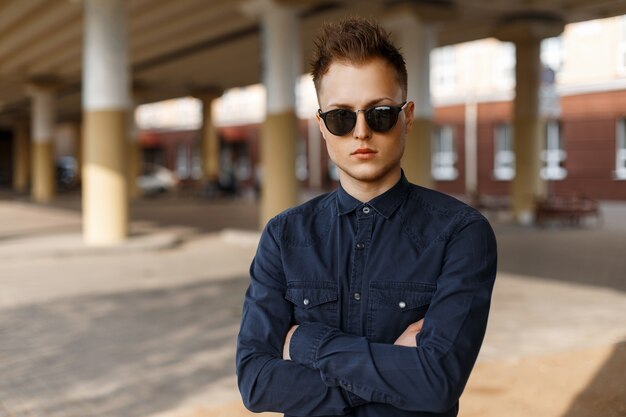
[137,165,179,196]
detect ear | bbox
[404,101,415,133]
[316,111,328,141]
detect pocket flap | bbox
[370,282,435,311]
[285,286,338,309]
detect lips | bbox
[351,148,376,155]
[351,148,377,160]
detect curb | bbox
[0,232,182,260]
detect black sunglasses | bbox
[318,101,408,136]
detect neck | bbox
[339,168,402,203]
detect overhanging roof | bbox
[1,0,626,123]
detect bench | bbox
[535,196,601,227]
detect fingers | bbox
[393,319,425,347]
[282,325,298,360]
[408,319,424,332]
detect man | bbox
[236,17,497,417]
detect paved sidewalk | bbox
[0,192,624,417]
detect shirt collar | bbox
[336,171,410,219]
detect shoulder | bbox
[407,184,476,215]
[265,190,337,247]
[402,183,491,242]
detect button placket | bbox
[347,207,374,335]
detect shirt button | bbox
[356,242,365,250]
[362,206,371,214]
[303,298,310,306]
[398,301,406,309]
[354,292,361,301]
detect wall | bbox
[434,91,626,200]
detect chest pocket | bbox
[367,281,435,343]
[285,282,339,327]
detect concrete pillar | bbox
[197,90,222,185]
[258,2,299,225]
[12,119,30,193]
[74,121,83,182]
[497,17,563,224]
[465,98,478,196]
[513,38,543,224]
[386,14,434,188]
[307,117,323,189]
[127,99,141,199]
[28,84,56,203]
[82,0,130,245]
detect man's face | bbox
[316,57,414,187]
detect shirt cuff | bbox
[289,322,334,369]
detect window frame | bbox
[540,120,567,181]
[493,122,515,181]
[431,124,459,181]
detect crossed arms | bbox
[283,319,424,359]
[236,216,497,416]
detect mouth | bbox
[351,148,377,155]
[351,148,378,160]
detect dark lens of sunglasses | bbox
[366,106,399,133]
[325,109,356,136]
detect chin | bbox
[339,163,399,184]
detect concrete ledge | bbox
[0,231,182,259]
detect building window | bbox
[541,36,563,72]
[494,123,515,181]
[541,120,567,180]
[496,42,516,90]
[431,46,456,96]
[176,144,190,179]
[616,119,626,179]
[432,125,458,181]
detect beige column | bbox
[127,100,141,199]
[497,17,563,224]
[197,90,222,185]
[82,0,130,245]
[12,119,30,193]
[405,117,433,187]
[385,11,435,188]
[513,38,543,224]
[464,98,479,196]
[28,84,57,203]
[254,1,300,226]
[74,121,83,182]
[261,110,298,218]
[307,116,323,189]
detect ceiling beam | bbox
[0,2,79,62]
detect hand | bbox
[283,325,299,360]
[393,319,424,347]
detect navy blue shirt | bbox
[236,174,497,417]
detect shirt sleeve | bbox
[236,219,368,416]
[288,216,497,414]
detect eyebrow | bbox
[327,97,396,109]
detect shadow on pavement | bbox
[129,196,259,234]
[0,276,249,417]
[9,190,260,236]
[561,341,626,417]
[495,224,626,293]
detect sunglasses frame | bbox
[318,101,408,136]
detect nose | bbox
[353,110,372,140]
